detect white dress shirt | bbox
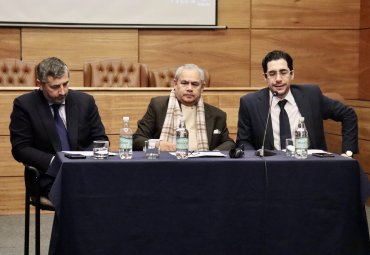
[270,90,302,150]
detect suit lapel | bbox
[35,90,61,151]
[258,89,274,149]
[65,93,79,150]
[204,104,214,144]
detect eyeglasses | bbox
[178,80,202,88]
[265,69,292,79]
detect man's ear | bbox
[36,79,43,90]
[263,73,268,81]
[290,70,294,80]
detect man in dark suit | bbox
[10,57,108,197]
[133,64,235,151]
[236,50,358,156]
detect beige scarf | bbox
[160,89,209,151]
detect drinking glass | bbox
[93,140,109,159]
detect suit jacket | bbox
[236,85,358,153]
[133,96,235,151]
[10,89,108,173]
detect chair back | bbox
[149,67,211,87]
[0,58,36,86]
[83,59,149,87]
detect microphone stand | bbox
[256,91,277,157]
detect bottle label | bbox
[176,138,189,150]
[120,137,132,149]
[295,138,308,149]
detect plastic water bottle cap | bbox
[123,116,129,122]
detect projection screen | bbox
[0,0,217,27]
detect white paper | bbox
[62,151,117,156]
[169,151,226,158]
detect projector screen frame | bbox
[0,22,226,29]
[0,0,220,29]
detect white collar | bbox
[270,90,296,108]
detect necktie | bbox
[278,99,291,150]
[52,104,71,151]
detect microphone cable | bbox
[260,91,278,200]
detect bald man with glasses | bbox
[236,50,358,157]
[133,63,235,152]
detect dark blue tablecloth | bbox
[47,151,370,255]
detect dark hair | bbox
[36,57,69,84]
[262,50,293,73]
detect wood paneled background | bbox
[1,0,369,214]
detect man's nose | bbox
[275,72,283,81]
[59,86,66,95]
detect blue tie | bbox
[278,99,291,149]
[52,104,71,151]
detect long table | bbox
[47,151,370,255]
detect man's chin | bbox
[52,98,66,104]
[273,87,288,97]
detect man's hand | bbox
[159,141,176,151]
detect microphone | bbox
[229,144,244,158]
[255,90,278,157]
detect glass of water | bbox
[144,139,160,159]
[93,140,109,159]
[285,138,295,157]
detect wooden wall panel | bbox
[21,28,139,70]
[0,28,21,59]
[355,102,370,140]
[139,29,250,87]
[217,0,250,28]
[361,0,370,28]
[359,29,370,100]
[250,30,359,99]
[0,90,26,136]
[0,136,23,177]
[0,177,24,215]
[252,0,360,29]
[325,134,342,154]
[70,71,84,87]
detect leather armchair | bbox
[149,67,210,87]
[83,59,149,87]
[0,58,36,86]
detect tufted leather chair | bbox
[149,67,210,87]
[83,59,150,87]
[0,58,37,86]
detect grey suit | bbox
[236,85,358,153]
[10,89,108,192]
[133,96,235,151]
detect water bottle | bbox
[119,116,133,159]
[294,117,308,159]
[176,118,189,159]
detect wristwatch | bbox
[345,150,353,158]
